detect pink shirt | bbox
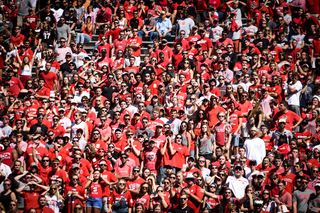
[215,38,233,54]
[115,164,132,177]
[114,158,136,169]
[55,47,72,63]
[259,95,273,115]
[11,141,28,166]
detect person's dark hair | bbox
[280,101,288,108]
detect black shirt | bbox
[65,16,77,29]
[129,18,140,29]
[41,12,56,27]
[222,52,237,69]
[253,38,271,53]
[39,29,55,46]
[102,84,118,101]
[30,123,48,135]
[173,205,195,213]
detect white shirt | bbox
[127,105,138,115]
[58,117,72,137]
[244,137,266,165]
[283,80,302,106]
[0,163,12,192]
[226,175,249,198]
[239,82,253,92]
[201,168,211,182]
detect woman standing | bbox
[0,179,16,212]
[202,182,220,212]
[42,184,64,213]
[134,182,150,211]
[196,123,215,167]
[16,46,38,86]
[261,189,276,212]
[108,178,133,213]
[240,185,255,213]
[247,99,263,129]
[85,170,108,213]
[178,60,193,84]
[63,174,86,213]
[179,121,192,150]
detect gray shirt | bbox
[293,189,316,213]
[17,0,36,16]
[74,6,85,20]
[56,24,71,42]
[196,134,214,155]
[0,126,12,137]
[176,17,195,39]
[145,19,157,32]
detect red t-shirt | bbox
[22,191,40,212]
[280,172,296,194]
[39,72,57,91]
[108,190,134,207]
[101,170,118,197]
[127,36,142,57]
[273,110,301,131]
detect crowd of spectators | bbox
[0,0,320,212]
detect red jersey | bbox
[22,191,40,212]
[108,190,134,207]
[101,170,118,197]
[143,148,160,173]
[127,36,142,57]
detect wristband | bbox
[250,199,253,201]
[204,191,206,195]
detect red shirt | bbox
[229,110,242,134]
[156,46,173,62]
[97,43,112,57]
[143,148,160,173]
[186,184,204,212]
[24,14,38,30]
[48,169,67,184]
[197,37,213,51]
[268,46,283,62]
[5,77,23,97]
[172,144,190,169]
[128,36,142,57]
[113,39,128,54]
[22,191,40,212]
[273,110,301,131]
[48,125,66,137]
[24,147,48,169]
[10,34,25,46]
[127,177,145,191]
[101,170,118,197]
[108,190,134,207]
[280,172,296,194]
[39,72,57,91]
[64,185,86,211]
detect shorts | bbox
[87,197,102,209]
[231,133,240,147]
[241,123,249,138]
[200,153,213,161]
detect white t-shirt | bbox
[58,117,72,137]
[244,137,266,165]
[226,175,249,198]
[283,80,302,106]
[211,26,223,43]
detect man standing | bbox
[16,0,36,27]
[55,37,72,63]
[284,72,302,115]
[39,63,58,95]
[182,174,204,213]
[293,176,316,213]
[56,18,71,47]
[243,127,266,165]
[173,193,195,213]
[226,165,249,198]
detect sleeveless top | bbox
[83,25,92,39]
[21,65,31,76]
[0,191,13,212]
[181,132,188,147]
[119,19,125,29]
